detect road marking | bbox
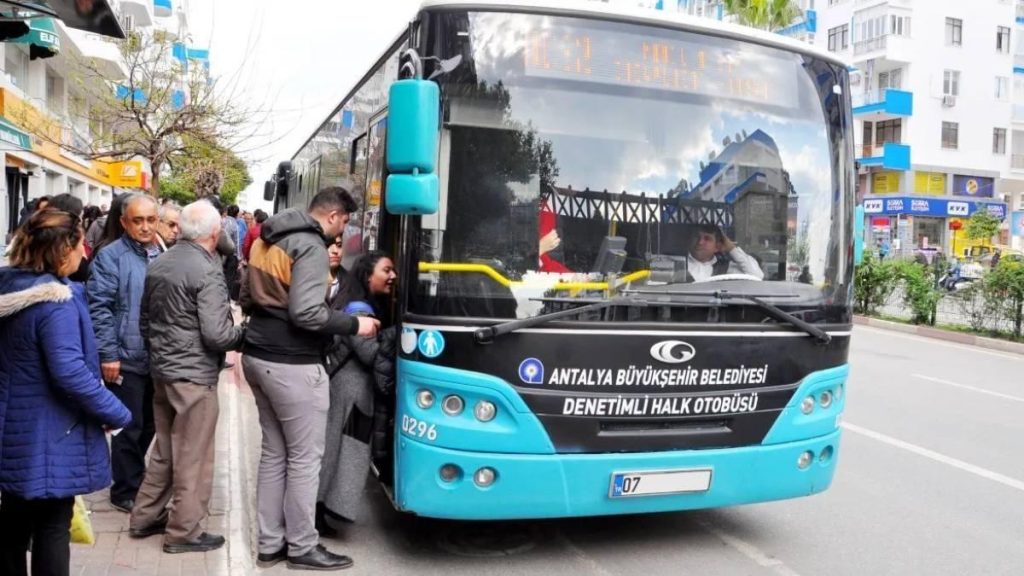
[854,326,1023,362]
[912,374,1024,403]
[843,422,1024,493]
[695,518,802,576]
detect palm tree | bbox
[722,0,802,31]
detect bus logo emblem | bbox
[650,341,696,364]
[518,358,545,384]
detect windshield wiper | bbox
[696,290,831,344]
[473,298,646,344]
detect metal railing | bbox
[852,89,894,107]
[853,35,887,55]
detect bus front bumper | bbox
[394,429,841,520]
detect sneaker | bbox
[256,546,288,568]
[286,544,353,571]
[110,498,134,514]
[163,532,226,554]
[129,518,167,539]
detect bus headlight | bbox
[416,389,435,409]
[474,400,497,422]
[819,390,834,409]
[797,451,813,470]
[441,395,465,416]
[800,396,815,415]
[474,467,497,487]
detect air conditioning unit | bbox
[942,95,957,107]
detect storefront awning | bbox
[0,116,32,150]
[8,16,60,60]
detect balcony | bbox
[857,142,911,171]
[852,88,913,118]
[119,0,154,27]
[853,35,886,56]
[1013,154,1024,170]
[1017,2,1024,25]
[1013,104,1024,123]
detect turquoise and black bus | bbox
[266,0,855,520]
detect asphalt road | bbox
[253,326,1024,576]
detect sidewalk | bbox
[68,352,253,575]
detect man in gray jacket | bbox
[129,201,244,554]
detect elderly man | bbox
[129,201,244,553]
[155,202,182,252]
[88,193,162,513]
[686,224,764,282]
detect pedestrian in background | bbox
[0,209,132,576]
[221,204,240,301]
[242,209,268,261]
[236,206,248,260]
[241,186,378,571]
[318,251,396,530]
[91,193,128,254]
[88,193,161,513]
[155,202,182,252]
[129,201,244,553]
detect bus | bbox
[265,0,855,520]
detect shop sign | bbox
[1012,211,1024,237]
[862,196,1006,219]
[952,175,995,198]
[914,171,946,196]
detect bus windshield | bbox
[412,10,852,323]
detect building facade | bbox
[815,0,1024,256]
[0,0,208,247]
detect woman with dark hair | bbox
[0,210,132,576]
[47,194,91,282]
[316,251,396,532]
[92,193,128,254]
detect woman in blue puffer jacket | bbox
[0,209,132,576]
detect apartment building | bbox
[816,0,1024,255]
[0,0,209,246]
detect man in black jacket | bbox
[130,200,244,554]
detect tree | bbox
[985,259,1024,338]
[965,210,1001,242]
[722,0,802,31]
[15,30,254,197]
[159,137,251,205]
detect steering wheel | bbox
[696,273,764,283]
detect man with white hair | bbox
[129,201,245,554]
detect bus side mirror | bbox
[263,180,275,202]
[854,204,865,265]
[386,78,439,215]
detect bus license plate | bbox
[609,469,712,498]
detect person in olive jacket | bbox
[0,209,132,576]
[129,201,245,554]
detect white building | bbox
[814,0,1024,255]
[0,0,208,246]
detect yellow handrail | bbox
[417,262,651,292]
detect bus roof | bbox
[419,0,849,68]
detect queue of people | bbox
[0,184,392,574]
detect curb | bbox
[854,315,1024,356]
[223,352,255,574]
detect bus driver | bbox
[686,224,764,282]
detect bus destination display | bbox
[523,27,798,108]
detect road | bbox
[252,326,1024,576]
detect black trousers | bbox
[109,371,155,503]
[0,494,74,576]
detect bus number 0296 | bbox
[401,415,437,441]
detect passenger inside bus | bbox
[685,224,764,282]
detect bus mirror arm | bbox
[472,298,630,345]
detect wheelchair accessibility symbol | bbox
[417,330,445,358]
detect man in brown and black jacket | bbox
[240,186,378,571]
